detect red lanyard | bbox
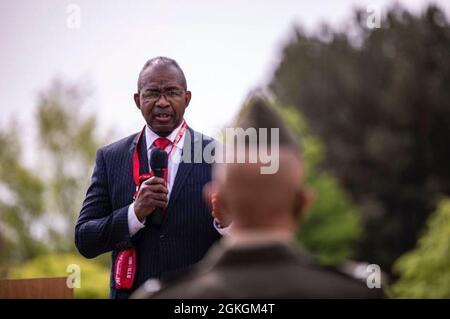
[132,120,187,199]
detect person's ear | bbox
[134,92,141,110]
[293,188,314,222]
[203,181,231,226]
[184,91,192,108]
[202,182,215,211]
[203,181,224,212]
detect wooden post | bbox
[0,277,74,299]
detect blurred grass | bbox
[7,253,110,298]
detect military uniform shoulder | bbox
[321,265,368,284]
[318,262,386,298]
[295,249,375,286]
[131,267,199,299]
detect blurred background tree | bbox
[392,198,450,298]
[269,5,450,275]
[280,107,362,265]
[36,79,101,251]
[0,79,112,297]
[0,127,46,268]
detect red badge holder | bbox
[114,248,137,290]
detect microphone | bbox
[149,148,168,225]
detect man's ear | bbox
[202,182,214,211]
[203,181,221,210]
[293,188,314,222]
[184,91,192,108]
[134,93,141,110]
[203,181,231,226]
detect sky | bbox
[1,0,449,166]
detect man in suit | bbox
[75,57,224,299]
[133,95,384,299]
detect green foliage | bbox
[299,172,362,265]
[391,198,450,298]
[0,127,47,264]
[270,4,450,272]
[36,79,102,251]
[0,78,112,287]
[8,253,110,299]
[280,107,362,265]
[0,78,118,297]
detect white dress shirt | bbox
[127,122,230,236]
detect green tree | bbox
[35,78,102,252]
[281,107,362,265]
[0,125,46,266]
[392,198,450,298]
[269,5,450,272]
[1,78,112,282]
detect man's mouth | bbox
[154,113,173,123]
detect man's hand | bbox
[134,176,168,222]
[210,192,231,228]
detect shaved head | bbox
[214,147,306,230]
[205,93,313,235]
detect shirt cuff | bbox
[213,218,232,236]
[128,202,146,236]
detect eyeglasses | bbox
[141,88,185,102]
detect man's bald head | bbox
[213,147,307,231]
[208,94,312,233]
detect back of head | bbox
[234,94,299,148]
[214,94,309,233]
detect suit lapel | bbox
[139,136,150,176]
[129,128,150,176]
[166,127,196,212]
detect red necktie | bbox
[153,137,171,150]
[151,137,171,183]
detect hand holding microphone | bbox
[134,148,168,224]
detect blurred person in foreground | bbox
[132,95,384,299]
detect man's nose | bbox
[155,94,170,108]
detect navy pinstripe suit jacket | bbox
[75,126,221,299]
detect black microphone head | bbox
[150,148,168,170]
